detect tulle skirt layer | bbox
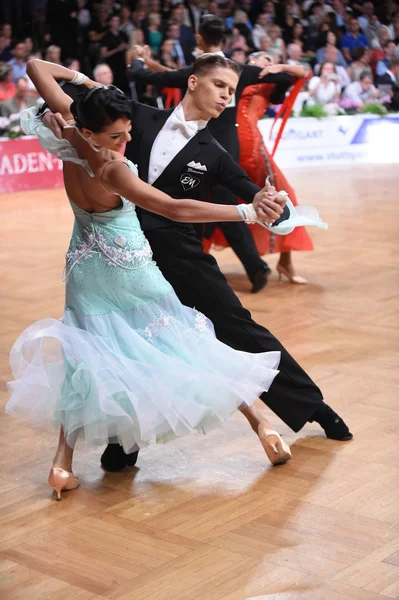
[7,291,280,452]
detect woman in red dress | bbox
[205,53,313,284]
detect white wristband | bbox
[237,203,258,224]
[70,70,87,86]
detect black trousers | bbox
[205,185,267,282]
[145,226,324,432]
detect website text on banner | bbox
[258,114,399,169]
[0,137,63,193]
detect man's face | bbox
[95,65,114,86]
[386,42,396,58]
[109,16,120,30]
[231,50,246,65]
[289,45,302,61]
[258,14,269,28]
[360,76,373,92]
[168,24,180,40]
[16,78,28,97]
[14,43,26,60]
[188,67,239,119]
[259,35,271,51]
[325,46,338,63]
[350,18,360,34]
[172,4,184,21]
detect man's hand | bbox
[253,183,285,223]
[83,77,103,90]
[43,111,67,139]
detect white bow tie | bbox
[169,111,200,138]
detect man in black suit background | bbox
[376,58,399,111]
[129,15,300,293]
[42,54,352,471]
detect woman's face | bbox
[24,37,33,53]
[86,117,132,152]
[321,62,334,77]
[162,39,174,53]
[294,23,303,37]
[269,27,279,40]
[327,31,337,45]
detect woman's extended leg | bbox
[239,403,292,466]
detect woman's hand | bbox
[83,78,103,90]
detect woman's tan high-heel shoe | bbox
[258,425,292,466]
[276,263,307,285]
[48,467,80,501]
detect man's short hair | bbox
[383,39,395,49]
[93,63,111,78]
[198,15,226,46]
[192,53,243,78]
[388,58,399,70]
[359,70,373,81]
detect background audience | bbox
[0,0,398,130]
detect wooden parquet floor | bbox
[0,164,398,600]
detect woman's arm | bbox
[102,162,284,224]
[26,59,97,121]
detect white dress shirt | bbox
[342,80,377,105]
[148,103,208,185]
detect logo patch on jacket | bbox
[180,173,200,191]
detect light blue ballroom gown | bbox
[6,109,282,452]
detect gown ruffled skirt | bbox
[6,108,281,452]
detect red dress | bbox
[203,83,313,255]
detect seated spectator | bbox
[0,64,16,102]
[376,40,397,76]
[100,14,129,92]
[158,39,182,68]
[0,77,37,117]
[268,24,286,62]
[93,63,113,86]
[286,22,313,56]
[164,22,193,67]
[316,32,347,67]
[8,41,27,83]
[342,70,379,106]
[225,27,250,54]
[64,58,81,71]
[0,23,13,62]
[340,17,369,64]
[0,34,12,63]
[229,47,247,65]
[369,26,393,75]
[119,5,135,40]
[358,2,378,33]
[76,0,92,29]
[258,35,273,53]
[307,61,341,109]
[347,47,371,81]
[144,13,163,56]
[287,43,303,66]
[364,14,381,48]
[315,45,351,89]
[375,58,399,110]
[252,13,271,50]
[44,45,62,64]
[24,37,34,56]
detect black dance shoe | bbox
[310,404,353,441]
[100,444,139,472]
[250,265,272,294]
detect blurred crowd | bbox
[0,0,399,130]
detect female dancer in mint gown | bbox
[6,57,292,500]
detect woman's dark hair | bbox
[198,15,226,46]
[319,61,337,76]
[351,46,367,61]
[70,86,132,132]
